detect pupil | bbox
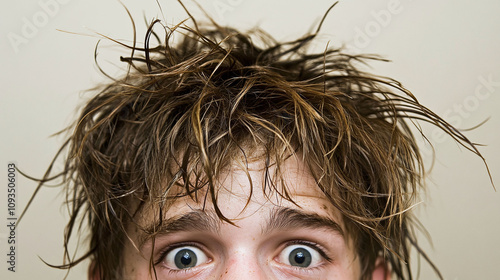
[289,247,312,267]
[175,249,198,268]
[295,251,305,264]
[181,252,191,265]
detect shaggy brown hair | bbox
[25,4,489,280]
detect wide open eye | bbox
[277,244,323,268]
[163,246,209,269]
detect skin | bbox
[115,154,390,279]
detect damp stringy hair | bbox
[24,3,490,280]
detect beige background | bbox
[1,0,499,279]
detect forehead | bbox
[134,153,342,232]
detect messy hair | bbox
[26,4,488,280]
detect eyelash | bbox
[166,266,195,276]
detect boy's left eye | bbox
[163,246,209,269]
[277,244,323,268]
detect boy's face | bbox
[120,155,380,279]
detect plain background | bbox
[1,0,499,279]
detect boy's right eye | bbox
[163,246,209,269]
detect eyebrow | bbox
[139,207,343,248]
[138,210,221,248]
[264,207,344,237]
